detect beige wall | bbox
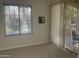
[0,0,51,50]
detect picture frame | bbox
[39,16,45,24]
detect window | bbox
[4,5,32,35]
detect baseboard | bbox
[0,41,49,51]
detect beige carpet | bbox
[0,44,77,58]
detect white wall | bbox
[50,2,64,47]
[51,3,61,47]
[0,0,51,50]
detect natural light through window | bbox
[4,5,32,35]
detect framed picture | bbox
[39,16,45,24]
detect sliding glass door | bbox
[64,4,79,52]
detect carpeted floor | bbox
[0,44,77,58]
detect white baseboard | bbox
[0,41,49,51]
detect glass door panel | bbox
[64,5,79,52]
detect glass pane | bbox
[6,15,19,35]
[27,15,31,20]
[9,6,14,15]
[14,15,19,21]
[23,15,28,20]
[20,15,24,20]
[23,8,28,20]
[27,7,31,15]
[24,8,28,16]
[10,9,14,15]
[9,6,18,15]
[20,7,31,20]
[5,6,19,35]
[27,21,32,31]
[64,5,78,51]
[20,20,32,34]
[20,7,23,16]
[27,7,31,20]
[9,6,14,10]
[5,14,9,24]
[14,6,18,15]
